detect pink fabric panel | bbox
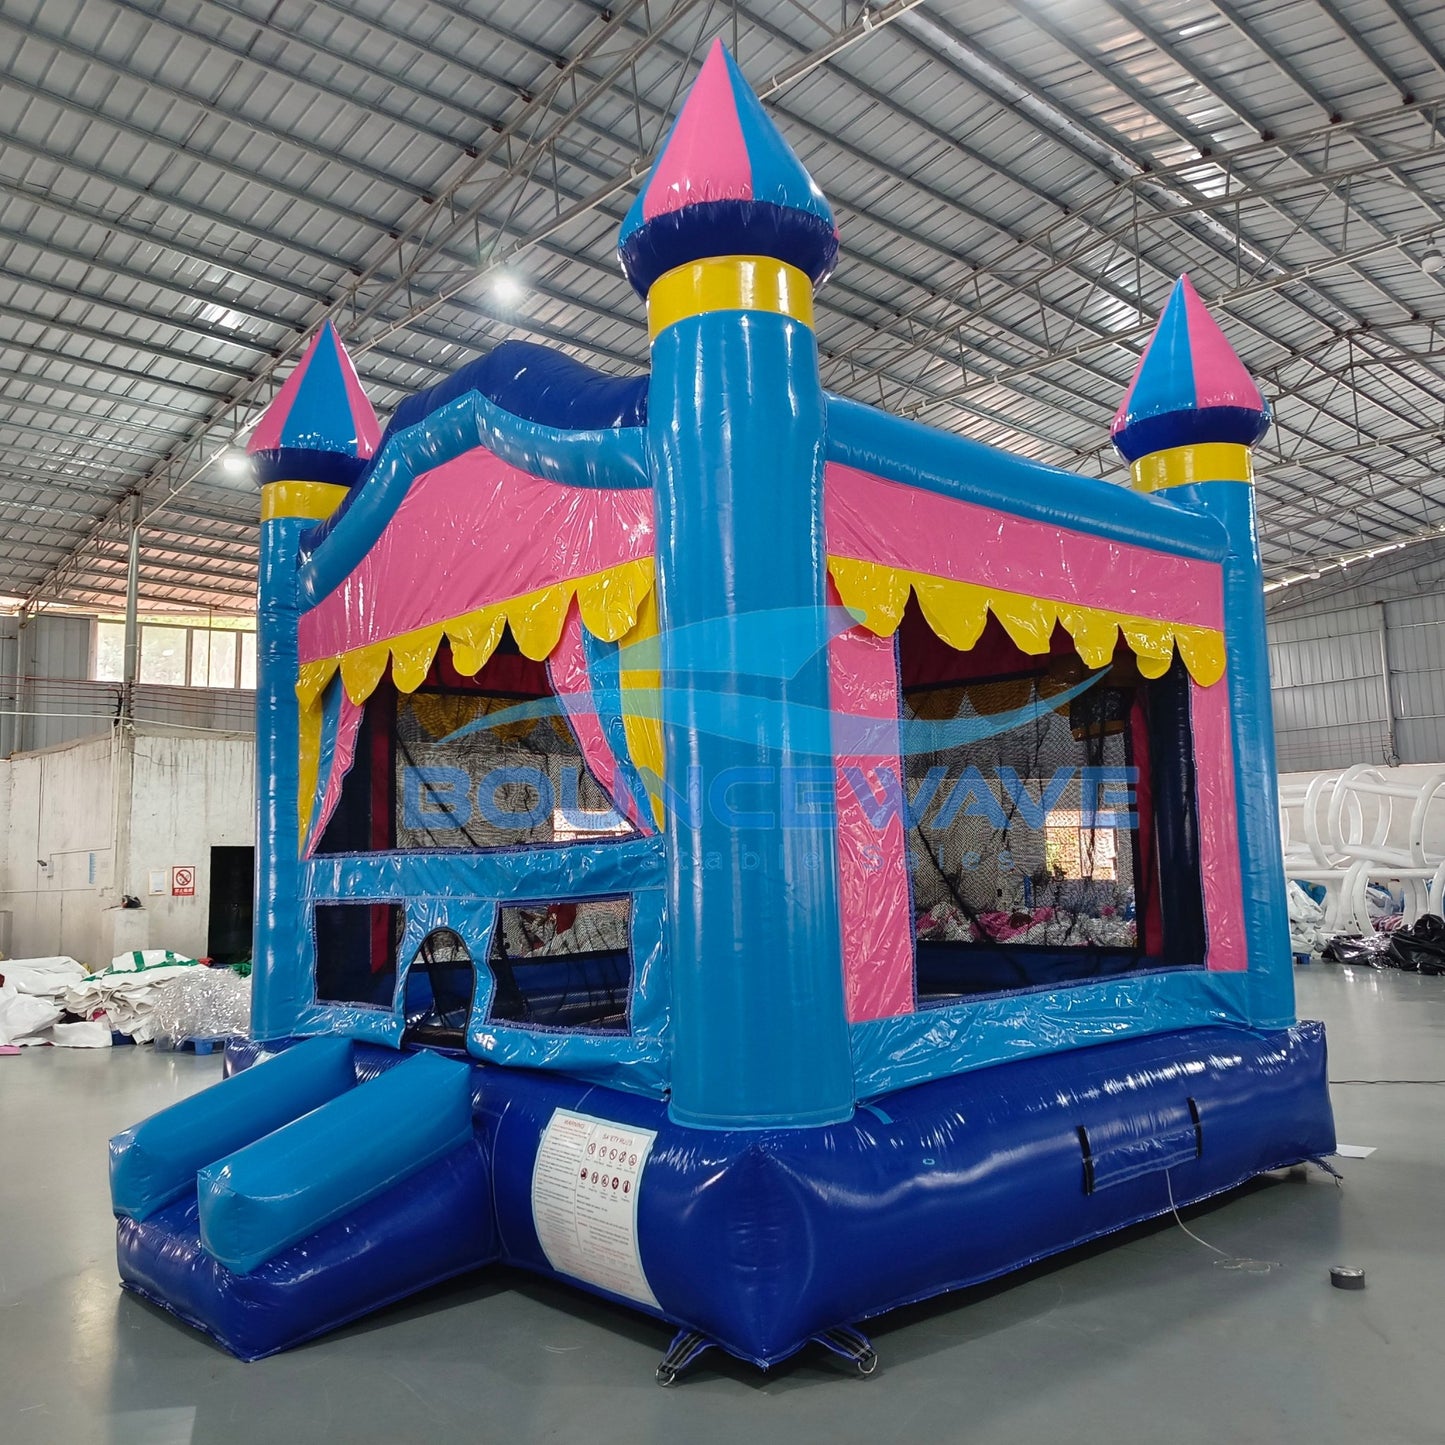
[643,41,751,221]
[1190,677,1248,971]
[305,690,364,859]
[1182,277,1263,413]
[825,463,1224,630]
[298,448,654,664]
[547,603,652,834]
[828,588,915,1023]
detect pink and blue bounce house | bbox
[110,43,1335,1377]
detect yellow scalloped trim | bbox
[295,560,656,708]
[292,561,657,838]
[827,556,1225,687]
[297,691,324,847]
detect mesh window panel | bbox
[488,898,632,1032]
[316,638,633,855]
[901,612,1202,1001]
[394,690,628,849]
[314,901,403,1008]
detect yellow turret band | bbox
[261,480,350,522]
[648,256,814,341]
[1130,443,1254,492]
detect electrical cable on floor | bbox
[1165,1170,1280,1275]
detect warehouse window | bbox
[93,617,257,688]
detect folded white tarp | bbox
[0,957,98,1047]
[0,978,64,1046]
[1,950,202,1047]
[64,954,201,1044]
[0,955,88,995]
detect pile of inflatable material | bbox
[1,952,249,1049]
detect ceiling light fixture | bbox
[492,272,524,305]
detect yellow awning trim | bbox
[827,555,1226,687]
[297,691,324,847]
[295,559,656,709]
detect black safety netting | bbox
[393,689,630,849]
[487,899,633,1031]
[898,607,1203,999]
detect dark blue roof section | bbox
[304,341,649,550]
[386,340,649,438]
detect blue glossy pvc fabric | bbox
[110,1036,356,1221]
[116,1142,496,1362]
[198,1050,474,1274]
[162,1022,1334,1368]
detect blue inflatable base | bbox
[117,1022,1333,1369]
[116,1142,497,1361]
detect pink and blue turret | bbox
[1114,278,1292,1017]
[622,40,853,1128]
[250,322,380,1039]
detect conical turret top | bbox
[1111,276,1269,464]
[248,320,381,485]
[617,40,838,298]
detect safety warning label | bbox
[531,1108,659,1308]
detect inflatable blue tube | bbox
[109,1037,356,1221]
[198,1050,473,1274]
[117,1143,497,1361]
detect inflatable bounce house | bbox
[109,42,1335,1376]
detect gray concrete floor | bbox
[2,967,1443,1445]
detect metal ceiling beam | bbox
[0,298,251,381]
[3,11,440,206]
[883,8,1445,419]
[0,125,360,283]
[21,0,923,609]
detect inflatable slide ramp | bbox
[109,1038,497,1360]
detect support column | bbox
[121,491,141,719]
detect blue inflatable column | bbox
[251,495,330,1039]
[1114,276,1292,1028]
[645,261,853,1127]
[247,322,380,1040]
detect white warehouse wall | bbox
[127,731,255,958]
[1268,541,1445,773]
[0,724,254,968]
[0,732,118,966]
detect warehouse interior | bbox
[2,2,1445,1441]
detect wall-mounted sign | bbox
[171,866,196,897]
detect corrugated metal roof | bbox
[2,0,1444,612]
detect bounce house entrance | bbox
[403,928,476,1048]
[899,603,1206,1000]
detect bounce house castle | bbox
[109,43,1335,1376]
